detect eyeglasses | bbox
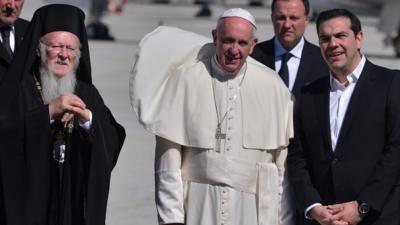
[40,41,79,55]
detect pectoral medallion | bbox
[215,125,226,152]
[53,131,66,164]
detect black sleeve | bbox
[357,71,400,212]
[287,90,322,215]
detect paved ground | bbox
[20,1,400,225]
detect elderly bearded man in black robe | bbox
[0,4,125,225]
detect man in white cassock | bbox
[131,8,294,225]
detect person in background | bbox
[0,0,28,224]
[251,0,328,98]
[0,0,28,80]
[86,0,115,40]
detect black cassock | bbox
[22,77,125,225]
[0,5,125,225]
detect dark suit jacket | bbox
[0,18,28,225]
[251,38,329,98]
[0,18,29,83]
[287,60,400,225]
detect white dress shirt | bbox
[329,56,365,151]
[274,37,304,91]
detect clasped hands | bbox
[48,93,91,123]
[310,201,363,225]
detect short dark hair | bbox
[271,0,310,16]
[316,8,362,36]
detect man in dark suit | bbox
[86,0,115,40]
[0,0,28,81]
[251,0,328,97]
[288,8,400,225]
[0,0,28,224]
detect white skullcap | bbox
[219,8,257,29]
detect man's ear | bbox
[212,29,217,45]
[36,48,40,57]
[249,38,258,54]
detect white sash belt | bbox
[181,151,281,225]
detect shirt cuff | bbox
[79,111,92,131]
[305,203,322,219]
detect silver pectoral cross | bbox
[215,125,226,152]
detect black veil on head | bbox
[11,4,92,84]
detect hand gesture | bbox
[48,93,91,123]
[327,201,362,225]
[310,205,349,225]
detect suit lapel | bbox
[313,77,334,155]
[293,41,312,95]
[265,48,275,69]
[334,60,376,156]
[259,39,275,69]
[0,19,27,83]
[14,19,25,52]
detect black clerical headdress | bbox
[9,4,92,84]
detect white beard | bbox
[40,67,77,104]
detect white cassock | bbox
[131,26,294,225]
